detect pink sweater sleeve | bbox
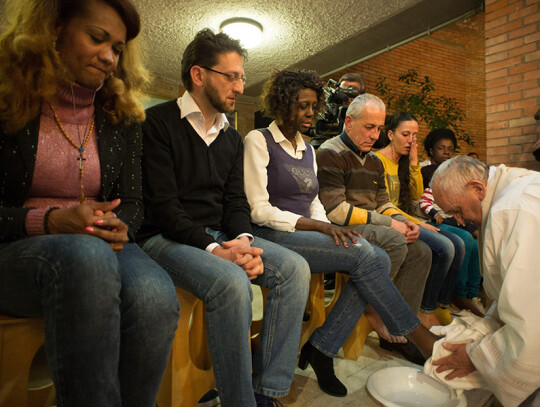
[25,208,48,236]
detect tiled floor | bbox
[280,332,494,406]
[251,285,495,407]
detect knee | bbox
[431,234,455,260]
[453,236,466,257]
[373,245,392,273]
[54,236,120,293]
[415,240,433,262]
[278,252,311,291]
[125,273,179,332]
[206,268,253,310]
[460,232,476,251]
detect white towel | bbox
[424,314,501,391]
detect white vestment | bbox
[466,165,540,406]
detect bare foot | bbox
[365,305,407,343]
[452,297,485,317]
[418,312,441,330]
[407,324,440,359]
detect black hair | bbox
[338,72,365,93]
[386,111,418,214]
[261,69,325,123]
[423,128,457,158]
[181,28,247,91]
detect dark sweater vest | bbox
[260,128,318,219]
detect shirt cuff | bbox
[25,208,48,236]
[205,242,220,253]
[236,233,254,243]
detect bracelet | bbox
[43,207,59,235]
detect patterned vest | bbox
[260,128,318,218]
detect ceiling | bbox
[0,0,484,98]
[132,0,484,98]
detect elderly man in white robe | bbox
[430,155,540,407]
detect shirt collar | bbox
[340,130,366,158]
[177,91,230,132]
[269,121,307,151]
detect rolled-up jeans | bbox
[142,230,310,406]
[252,225,421,358]
[0,235,179,407]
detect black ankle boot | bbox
[298,341,347,397]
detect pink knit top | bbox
[24,83,101,235]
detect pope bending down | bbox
[431,156,540,407]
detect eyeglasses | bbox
[200,66,246,84]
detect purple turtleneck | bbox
[24,83,101,236]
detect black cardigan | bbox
[139,100,252,250]
[0,104,144,242]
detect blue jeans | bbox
[418,227,464,311]
[435,224,481,299]
[0,235,179,407]
[142,231,310,407]
[348,224,432,314]
[252,226,420,358]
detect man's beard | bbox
[204,82,235,114]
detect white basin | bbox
[366,366,467,407]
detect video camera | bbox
[310,79,362,148]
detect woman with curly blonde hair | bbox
[0,1,178,406]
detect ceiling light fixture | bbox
[220,18,263,49]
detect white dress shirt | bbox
[177,91,229,146]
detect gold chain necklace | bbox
[49,103,95,203]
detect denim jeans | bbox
[348,224,432,314]
[0,235,179,407]
[142,231,310,406]
[418,227,464,311]
[436,224,481,299]
[252,226,420,358]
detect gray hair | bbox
[431,156,489,196]
[346,93,385,119]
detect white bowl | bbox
[366,366,467,407]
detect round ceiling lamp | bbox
[220,18,263,49]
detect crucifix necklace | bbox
[49,84,97,203]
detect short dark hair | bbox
[423,129,457,158]
[59,0,141,41]
[261,69,325,123]
[181,28,247,91]
[338,72,365,93]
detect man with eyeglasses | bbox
[137,29,310,407]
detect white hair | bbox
[346,93,385,119]
[431,156,489,197]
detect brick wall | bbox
[326,13,486,163]
[485,0,540,170]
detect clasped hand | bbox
[47,199,128,252]
[212,237,264,280]
[391,219,420,243]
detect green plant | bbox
[376,69,473,147]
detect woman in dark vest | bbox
[243,70,439,398]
